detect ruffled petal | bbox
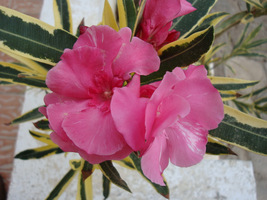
[141,134,169,186]
[62,107,128,155]
[166,119,208,167]
[111,75,147,151]
[45,96,90,141]
[145,71,187,138]
[79,145,132,164]
[73,25,123,65]
[46,47,105,99]
[172,66,224,130]
[112,34,160,79]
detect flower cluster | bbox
[40,0,224,185]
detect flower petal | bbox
[172,66,224,129]
[46,47,105,99]
[62,107,128,156]
[111,75,147,151]
[166,119,208,167]
[141,134,169,186]
[79,145,132,164]
[112,36,160,79]
[73,25,123,65]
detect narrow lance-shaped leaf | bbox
[102,175,111,200]
[46,169,77,200]
[0,62,47,88]
[132,0,147,36]
[215,11,247,36]
[210,105,267,155]
[0,47,49,77]
[241,13,254,24]
[99,161,131,193]
[0,6,77,65]
[76,160,94,200]
[53,0,73,33]
[117,0,127,28]
[243,0,264,9]
[8,106,44,125]
[171,0,217,38]
[29,130,55,146]
[102,0,119,31]
[208,76,259,91]
[188,12,229,36]
[234,23,250,49]
[129,153,169,199]
[141,26,214,84]
[219,91,241,101]
[206,136,236,155]
[15,145,63,160]
[34,119,50,130]
[119,0,137,31]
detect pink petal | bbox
[141,134,169,186]
[46,97,90,141]
[178,0,197,17]
[166,119,208,167]
[145,71,187,138]
[172,66,224,129]
[50,132,79,152]
[111,75,147,151]
[73,25,123,65]
[62,107,128,156]
[149,94,190,139]
[112,36,160,79]
[79,145,132,164]
[46,47,105,99]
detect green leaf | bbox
[234,23,250,49]
[208,76,259,91]
[172,0,217,38]
[8,106,44,125]
[234,52,266,58]
[239,86,267,99]
[241,13,254,24]
[243,24,262,44]
[0,62,47,88]
[53,0,73,33]
[99,161,131,193]
[215,12,247,36]
[141,27,214,84]
[46,169,77,200]
[119,0,137,31]
[132,0,147,36]
[206,137,236,155]
[34,119,50,130]
[15,145,63,160]
[77,172,87,200]
[102,175,111,200]
[243,0,264,9]
[102,0,119,31]
[28,130,54,146]
[245,39,267,49]
[0,6,77,65]
[189,12,229,35]
[210,105,267,155]
[129,153,169,199]
[255,97,267,105]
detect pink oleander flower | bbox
[112,65,224,185]
[136,0,196,50]
[39,25,160,164]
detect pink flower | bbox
[40,25,160,164]
[112,65,224,185]
[137,0,196,50]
